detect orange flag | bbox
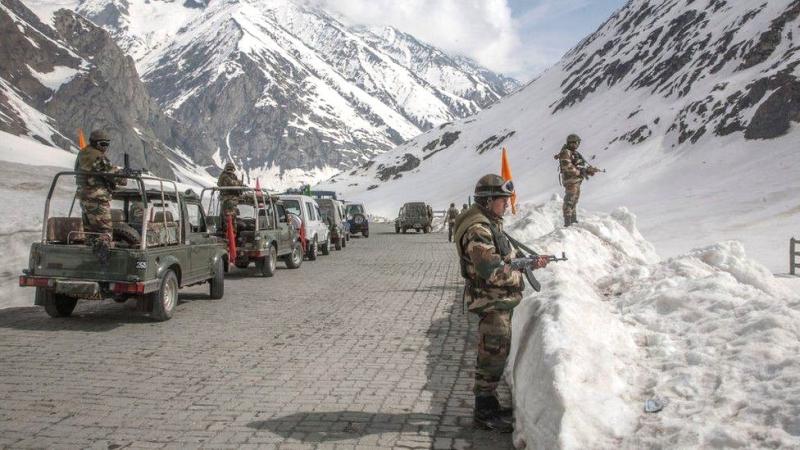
[77,129,86,150]
[501,147,517,214]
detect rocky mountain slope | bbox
[27,0,518,189]
[318,0,800,271]
[0,0,217,178]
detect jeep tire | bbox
[149,269,178,321]
[257,245,277,277]
[209,258,224,299]
[40,288,78,318]
[335,236,343,250]
[285,240,303,269]
[113,222,141,246]
[321,235,331,255]
[363,230,369,238]
[307,237,318,261]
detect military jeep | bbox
[395,202,433,233]
[201,187,304,276]
[19,172,228,321]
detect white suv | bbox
[279,194,332,260]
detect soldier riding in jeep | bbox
[20,169,228,321]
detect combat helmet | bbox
[566,134,581,145]
[474,174,514,198]
[224,162,236,171]
[89,129,110,143]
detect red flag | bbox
[226,214,237,261]
[77,129,86,150]
[501,147,517,214]
[255,178,263,203]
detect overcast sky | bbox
[310,0,627,82]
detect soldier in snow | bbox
[556,134,599,226]
[445,202,460,242]
[453,174,550,432]
[75,129,125,262]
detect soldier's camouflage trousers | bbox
[474,309,512,397]
[448,221,455,242]
[221,196,239,216]
[563,182,581,226]
[79,196,112,239]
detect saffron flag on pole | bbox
[77,129,86,150]
[501,147,517,214]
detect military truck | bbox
[395,202,433,233]
[202,187,304,276]
[19,172,228,321]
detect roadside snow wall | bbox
[504,197,800,449]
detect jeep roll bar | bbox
[43,172,181,250]
[200,186,269,231]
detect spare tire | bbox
[113,222,141,246]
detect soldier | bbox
[453,174,550,432]
[445,202,459,242]
[217,162,244,224]
[461,203,469,215]
[75,129,124,261]
[557,134,598,226]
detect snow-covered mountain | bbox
[318,0,800,271]
[0,0,220,180]
[25,0,519,190]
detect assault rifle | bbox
[504,232,568,292]
[121,153,143,178]
[575,150,605,179]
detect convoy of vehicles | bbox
[19,168,444,321]
[395,202,434,234]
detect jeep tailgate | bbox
[28,243,140,282]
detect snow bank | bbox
[504,199,800,449]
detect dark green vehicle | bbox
[201,187,304,276]
[395,202,433,233]
[19,172,228,321]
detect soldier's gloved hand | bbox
[531,255,550,269]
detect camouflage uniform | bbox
[558,134,584,227]
[445,204,459,242]
[75,131,122,241]
[217,163,243,217]
[454,204,523,398]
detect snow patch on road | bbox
[505,199,800,449]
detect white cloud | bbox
[308,0,525,77]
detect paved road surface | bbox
[0,223,514,449]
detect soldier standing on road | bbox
[556,134,598,227]
[446,203,459,242]
[217,162,244,221]
[75,129,125,262]
[453,174,550,433]
[461,203,469,215]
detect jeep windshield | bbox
[283,199,302,217]
[346,204,364,216]
[317,201,334,220]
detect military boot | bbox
[484,395,513,419]
[474,396,513,433]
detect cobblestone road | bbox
[0,223,513,449]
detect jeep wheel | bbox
[402,227,407,234]
[342,235,347,248]
[335,236,343,250]
[113,222,141,246]
[307,237,318,261]
[285,240,303,269]
[257,245,277,277]
[363,230,369,238]
[209,258,224,299]
[424,226,431,234]
[395,225,400,234]
[346,233,350,241]
[149,269,178,321]
[40,288,78,318]
[321,236,331,255]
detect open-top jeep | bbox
[19,172,228,321]
[395,202,433,233]
[201,187,303,276]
